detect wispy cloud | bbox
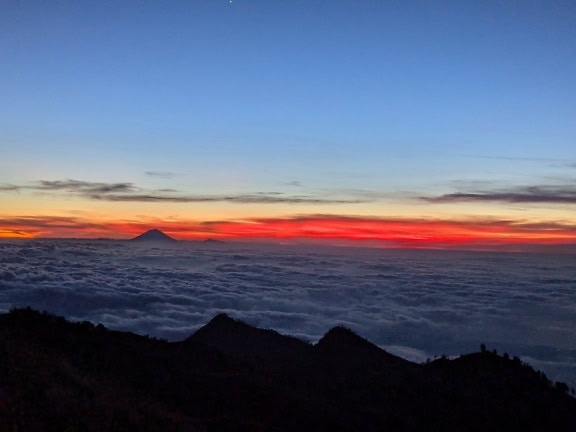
[0,180,137,195]
[467,155,566,163]
[0,179,366,205]
[424,185,576,205]
[37,180,138,194]
[466,154,576,166]
[145,171,178,178]
[0,184,21,192]
[94,193,364,204]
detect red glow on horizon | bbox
[1,215,575,251]
[199,217,576,247]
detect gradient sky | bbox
[1,0,575,249]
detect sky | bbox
[1,0,575,250]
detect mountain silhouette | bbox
[130,228,176,242]
[313,325,415,387]
[1,308,575,431]
[316,325,409,365]
[203,238,225,244]
[188,313,312,369]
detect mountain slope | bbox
[188,313,312,369]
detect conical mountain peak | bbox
[317,326,377,352]
[188,314,312,365]
[316,326,410,367]
[130,229,176,242]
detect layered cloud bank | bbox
[2,177,575,251]
[0,240,574,388]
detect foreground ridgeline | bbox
[1,309,575,431]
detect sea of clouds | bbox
[0,239,574,389]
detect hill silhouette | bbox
[0,308,575,431]
[189,313,312,370]
[203,238,225,244]
[130,228,176,242]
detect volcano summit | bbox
[130,229,176,243]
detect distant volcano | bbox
[130,229,176,242]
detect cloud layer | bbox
[0,240,575,388]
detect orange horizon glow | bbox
[0,228,36,239]
[1,214,575,251]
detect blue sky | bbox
[1,1,575,245]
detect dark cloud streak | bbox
[0,180,137,195]
[37,180,137,194]
[0,185,21,192]
[145,171,178,178]
[425,185,576,205]
[0,179,367,205]
[93,193,365,205]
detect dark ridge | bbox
[316,325,408,364]
[203,238,225,244]
[130,228,176,242]
[312,325,417,396]
[1,308,575,432]
[188,313,312,368]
